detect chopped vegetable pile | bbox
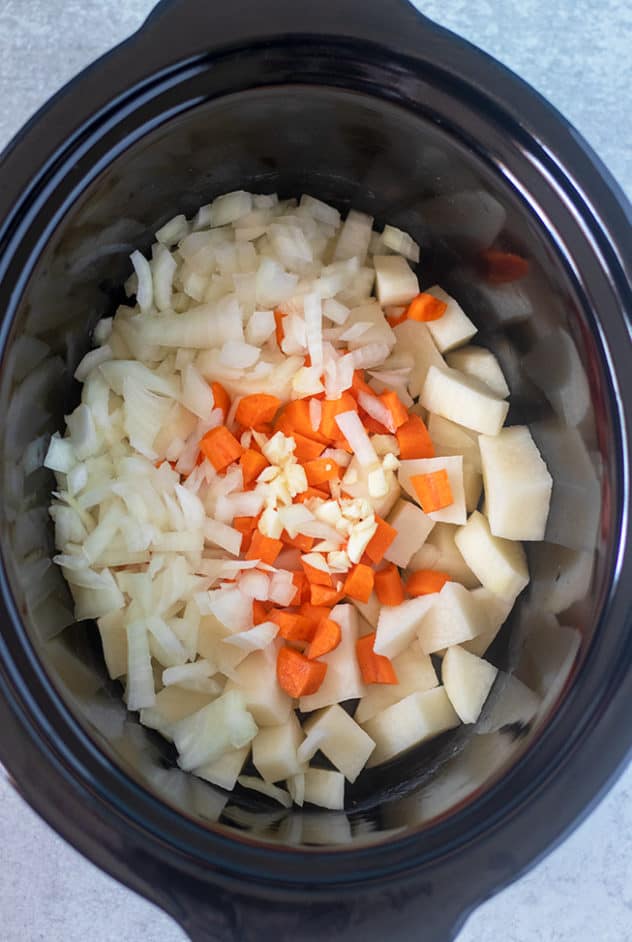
[46,191,553,810]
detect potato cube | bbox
[442,645,498,723]
[363,687,460,766]
[302,705,375,782]
[455,511,529,602]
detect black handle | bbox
[141,0,436,59]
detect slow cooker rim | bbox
[0,9,628,928]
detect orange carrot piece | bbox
[291,571,310,605]
[360,413,390,436]
[300,557,333,587]
[199,425,244,472]
[294,485,330,504]
[211,382,231,418]
[406,569,451,596]
[356,632,398,685]
[310,583,344,607]
[233,515,258,553]
[406,292,448,322]
[275,400,329,444]
[277,646,327,697]
[410,469,453,513]
[386,306,408,327]
[239,448,269,486]
[343,563,375,603]
[379,390,409,430]
[235,394,281,431]
[291,432,326,462]
[307,617,342,660]
[304,457,341,486]
[351,369,375,399]
[479,249,530,284]
[396,414,435,460]
[252,599,272,625]
[274,309,285,346]
[246,530,284,565]
[270,611,317,643]
[299,603,331,625]
[319,392,358,441]
[365,515,397,565]
[282,530,315,553]
[374,563,405,606]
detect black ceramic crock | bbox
[0,1,630,939]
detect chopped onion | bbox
[182,363,214,419]
[220,340,260,369]
[223,621,278,652]
[237,570,271,600]
[126,621,155,711]
[334,411,379,466]
[204,518,242,556]
[358,390,395,433]
[381,224,420,262]
[309,397,322,432]
[303,292,323,374]
[350,341,391,370]
[152,245,177,311]
[74,344,112,382]
[130,250,153,313]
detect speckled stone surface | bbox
[0,1,630,940]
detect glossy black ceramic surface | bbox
[0,1,630,939]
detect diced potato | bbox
[463,464,483,513]
[373,255,419,307]
[523,327,590,428]
[302,705,375,783]
[374,595,436,659]
[479,426,552,541]
[97,610,128,679]
[398,456,466,525]
[455,511,529,602]
[417,582,487,655]
[300,604,366,712]
[342,456,401,518]
[522,622,581,717]
[303,768,345,810]
[140,686,214,740]
[350,594,381,629]
[363,687,460,766]
[442,645,498,723]
[463,587,513,657]
[225,645,293,726]
[393,320,445,398]
[421,365,509,436]
[383,498,435,568]
[194,746,250,790]
[197,613,248,677]
[529,543,593,614]
[172,689,257,771]
[407,522,480,589]
[427,413,481,471]
[423,286,477,353]
[476,672,540,734]
[333,209,373,264]
[446,345,509,398]
[252,712,305,783]
[343,300,396,350]
[354,641,438,723]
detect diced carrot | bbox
[233,515,258,553]
[239,448,269,486]
[365,515,397,565]
[374,563,405,606]
[319,392,358,441]
[277,646,327,697]
[406,292,448,322]
[379,390,408,430]
[294,485,330,504]
[386,307,408,327]
[310,583,344,607]
[246,530,284,565]
[291,571,310,605]
[301,557,333,587]
[282,530,315,553]
[307,617,342,659]
[406,569,450,596]
[396,414,435,460]
[211,382,231,418]
[199,425,244,472]
[479,249,530,284]
[304,458,341,486]
[361,413,390,435]
[343,563,375,603]
[275,400,329,444]
[274,309,285,346]
[356,632,398,685]
[410,469,453,513]
[235,394,281,431]
[252,599,272,625]
[299,604,331,625]
[269,610,317,643]
[351,369,375,399]
[292,432,326,462]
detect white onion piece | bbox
[223,621,278,652]
[147,615,188,665]
[323,298,351,325]
[335,411,379,466]
[245,309,276,346]
[358,391,395,433]
[44,434,76,473]
[153,245,177,311]
[351,342,391,370]
[295,520,345,543]
[74,344,112,382]
[163,659,215,688]
[220,340,260,369]
[204,519,242,556]
[200,587,253,631]
[226,491,265,518]
[130,250,153,313]
[126,621,155,711]
[309,398,322,432]
[278,504,314,538]
[155,213,188,245]
[182,364,214,419]
[238,570,271,600]
[304,292,323,374]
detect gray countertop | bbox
[0,1,630,940]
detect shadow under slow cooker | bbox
[0,81,609,846]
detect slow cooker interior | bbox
[0,84,609,846]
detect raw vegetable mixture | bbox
[45,191,553,811]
